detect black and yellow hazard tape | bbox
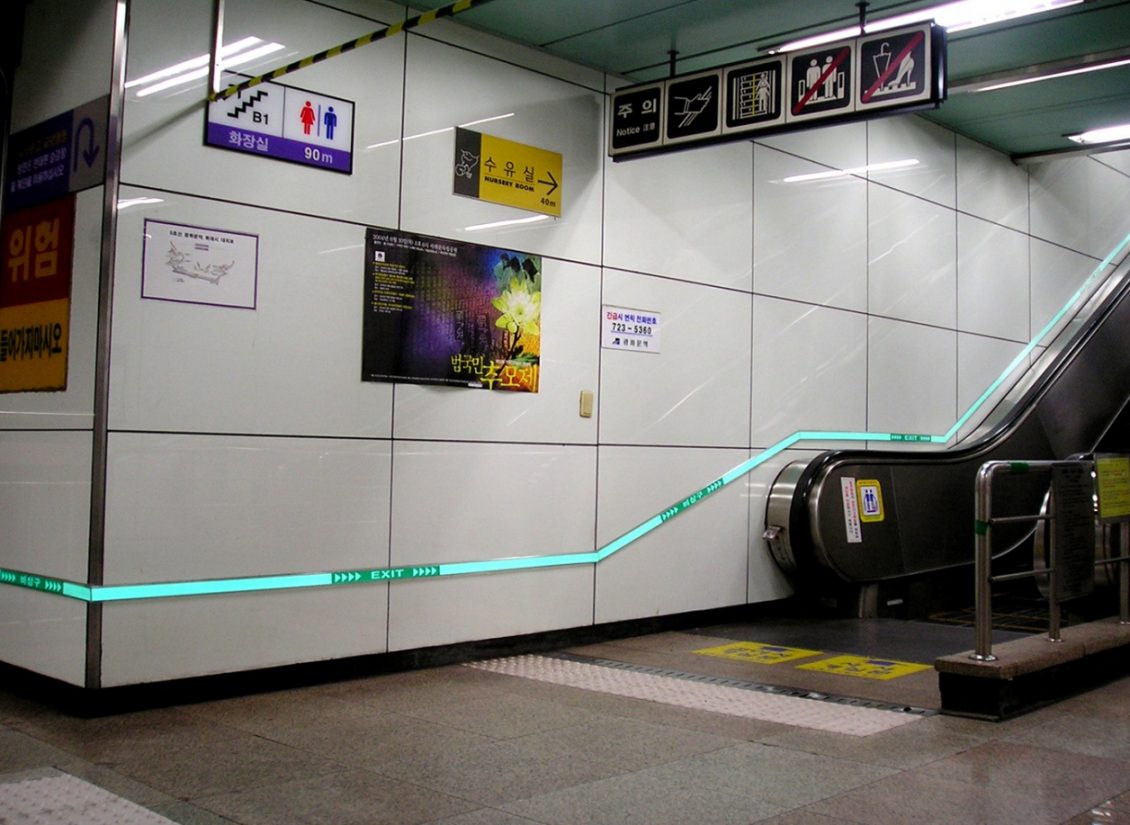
[209,0,497,102]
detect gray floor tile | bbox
[999,712,1130,760]
[501,769,786,825]
[802,771,1090,825]
[111,731,345,799]
[428,808,550,824]
[638,742,897,808]
[0,727,84,774]
[916,740,1130,810]
[392,689,611,740]
[367,732,632,807]
[195,768,478,825]
[757,712,991,768]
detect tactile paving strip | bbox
[0,769,177,825]
[468,654,927,736]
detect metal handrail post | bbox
[972,462,1002,661]
[1121,526,1129,625]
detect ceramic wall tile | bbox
[599,270,752,448]
[753,144,868,311]
[868,184,956,328]
[957,214,1030,342]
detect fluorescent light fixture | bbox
[783,158,919,183]
[1067,123,1130,145]
[128,37,285,97]
[465,215,551,232]
[771,0,1082,53]
[973,57,1130,92]
[366,113,515,150]
[117,197,164,209]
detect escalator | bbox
[764,238,1130,615]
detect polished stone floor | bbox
[2,620,1129,824]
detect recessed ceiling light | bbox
[1067,124,1130,145]
[770,0,1083,53]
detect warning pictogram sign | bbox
[665,70,722,144]
[723,58,785,134]
[788,45,854,122]
[694,641,821,665]
[797,655,931,680]
[858,24,933,110]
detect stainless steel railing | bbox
[971,458,1130,661]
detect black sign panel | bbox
[608,22,944,159]
[610,84,663,153]
[724,58,785,133]
[665,71,721,144]
[789,45,854,122]
[858,26,932,110]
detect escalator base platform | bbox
[936,616,1130,720]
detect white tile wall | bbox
[753,144,868,311]
[1030,237,1108,341]
[955,135,1028,232]
[957,214,1030,342]
[100,588,388,685]
[10,0,1130,686]
[0,431,92,582]
[109,187,394,437]
[399,35,604,264]
[867,116,956,208]
[1030,156,1130,259]
[387,440,596,649]
[756,121,867,172]
[595,446,750,623]
[599,270,752,448]
[867,317,956,436]
[102,432,391,583]
[751,296,867,449]
[123,0,405,227]
[956,333,1028,440]
[0,589,88,686]
[604,142,753,290]
[868,184,956,327]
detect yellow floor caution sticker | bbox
[796,655,931,680]
[693,641,822,665]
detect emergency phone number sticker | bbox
[602,305,661,354]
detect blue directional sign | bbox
[4,96,108,212]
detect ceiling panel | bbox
[408,0,1130,158]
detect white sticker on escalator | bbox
[841,477,862,543]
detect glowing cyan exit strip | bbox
[2,232,1129,604]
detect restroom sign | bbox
[858,24,933,110]
[856,479,884,523]
[206,72,354,174]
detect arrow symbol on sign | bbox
[538,170,558,196]
[74,117,100,171]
